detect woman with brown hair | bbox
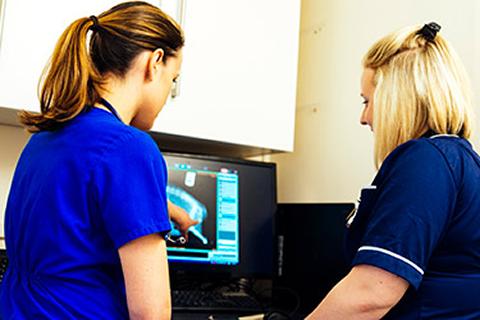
[0,2,188,318]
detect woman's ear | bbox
[145,48,165,81]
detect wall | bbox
[2,0,480,241]
[0,125,29,247]
[272,0,480,203]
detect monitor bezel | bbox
[162,151,277,279]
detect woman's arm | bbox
[119,234,171,320]
[306,264,409,320]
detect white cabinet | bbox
[0,0,163,112]
[0,0,300,152]
[154,0,300,151]
[0,1,123,112]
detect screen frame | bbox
[162,151,278,279]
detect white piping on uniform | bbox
[358,245,424,275]
[430,134,459,139]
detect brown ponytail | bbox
[20,1,184,132]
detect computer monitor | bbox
[163,152,277,278]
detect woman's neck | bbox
[95,76,141,125]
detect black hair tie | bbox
[89,15,100,32]
[417,22,441,42]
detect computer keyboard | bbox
[0,250,7,284]
[172,289,263,312]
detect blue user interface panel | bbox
[165,157,240,266]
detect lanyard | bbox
[98,98,122,122]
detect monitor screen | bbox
[163,152,277,278]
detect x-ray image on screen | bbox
[165,157,240,266]
[167,170,217,250]
[162,152,276,275]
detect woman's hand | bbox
[167,200,199,239]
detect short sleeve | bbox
[93,131,171,248]
[352,140,457,288]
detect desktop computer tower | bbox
[274,203,354,318]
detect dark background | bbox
[273,203,354,317]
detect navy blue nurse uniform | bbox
[0,106,171,318]
[347,135,480,319]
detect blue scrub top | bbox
[347,135,480,319]
[0,107,171,319]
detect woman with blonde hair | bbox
[0,1,193,319]
[307,23,480,319]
